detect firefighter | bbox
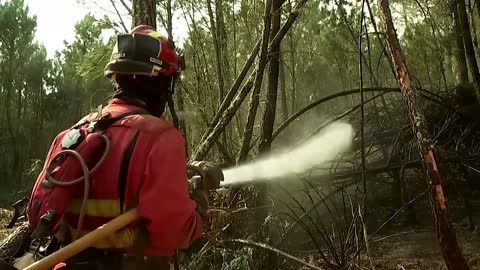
[29,25,223,270]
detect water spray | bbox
[220,121,354,187]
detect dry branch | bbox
[272,88,398,140]
[378,0,470,269]
[118,0,132,14]
[272,87,454,142]
[109,0,128,32]
[219,239,324,270]
[296,91,395,145]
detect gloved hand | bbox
[187,161,224,190]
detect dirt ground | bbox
[368,228,480,270]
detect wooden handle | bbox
[23,208,139,270]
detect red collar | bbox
[107,98,167,120]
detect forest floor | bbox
[1,207,480,270]
[367,228,480,270]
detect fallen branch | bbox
[297,91,393,145]
[272,87,398,141]
[272,87,449,141]
[371,229,432,243]
[219,238,324,270]
[310,154,480,183]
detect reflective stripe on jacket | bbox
[51,98,203,256]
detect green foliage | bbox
[0,0,116,197]
[222,247,253,270]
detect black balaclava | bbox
[112,74,173,117]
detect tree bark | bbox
[477,0,480,21]
[207,0,226,102]
[259,0,282,154]
[131,0,156,28]
[279,54,288,122]
[451,0,470,84]
[469,4,479,54]
[456,0,480,99]
[378,1,470,269]
[286,1,297,114]
[164,0,188,146]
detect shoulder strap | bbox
[93,108,150,213]
[118,130,140,213]
[93,109,149,132]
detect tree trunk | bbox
[398,167,417,225]
[191,0,308,161]
[287,0,297,114]
[378,1,470,269]
[236,0,273,163]
[279,53,288,122]
[207,0,226,102]
[477,0,480,21]
[214,0,232,160]
[468,0,479,53]
[457,0,480,99]
[256,1,283,268]
[165,0,188,147]
[131,0,156,28]
[198,39,261,146]
[259,0,282,154]
[452,0,470,84]
[216,0,231,87]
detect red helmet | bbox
[104,25,183,78]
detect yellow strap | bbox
[66,199,123,217]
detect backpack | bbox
[27,106,149,240]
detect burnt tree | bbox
[378,0,470,269]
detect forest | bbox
[1,0,480,269]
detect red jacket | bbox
[48,98,203,256]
